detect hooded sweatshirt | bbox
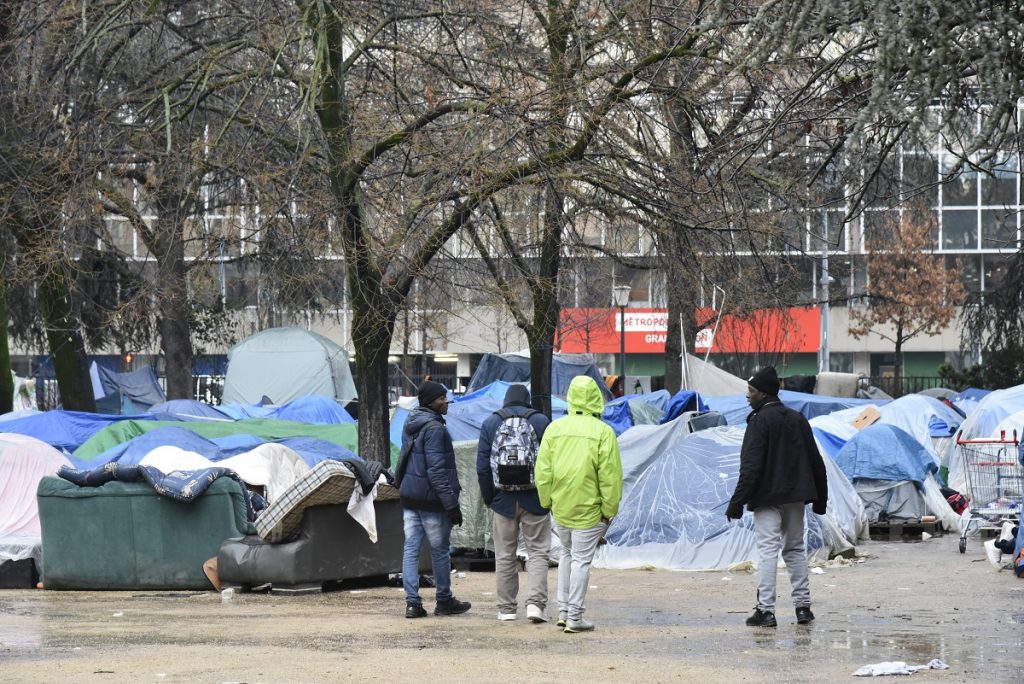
[535,375,623,529]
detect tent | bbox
[706,390,880,426]
[222,327,357,406]
[679,354,748,397]
[595,422,865,570]
[832,424,959,530]
[467,352,612,401]
[94,365,166,414]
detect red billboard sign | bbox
[556,307,820,354]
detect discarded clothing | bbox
[852,659,949,676]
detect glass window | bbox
[983,254,1012,291]
[863,210,897,248]
[980,155,1018,206]
[901,154,938,203]
[940,162,977,206]
[981,210,1017,249]
[942,210,978,249]
[809,210,848,251]
[946,255,980,293]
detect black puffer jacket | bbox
[727,399,828,516]
[398,407,461,513]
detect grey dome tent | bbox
[222,327,357,405]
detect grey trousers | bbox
[492,505,551,613]
[753,502,811,612]
[554,520,606,622]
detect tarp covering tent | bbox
[149,399,233,422]
[0,410,151,453]
[603,390,673,436]
[706,390,879,426]
[0,434,72,538]
[222,327,357,406]
[832,424,959,529]
[595,422,865,570]
[942,383,1024,493]
[389,381,568,448]
[467,352,612,401]
[95,365,167,413]
[679,354,748,397]
[71,418,367,465]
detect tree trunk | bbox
[154,222,194,399]
[529,184,564,419]
[352,300,397,466]
[0,254,13,414]
[663,231,698,395]
[894,321,904,398]
[39,265,95,412]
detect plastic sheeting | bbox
[0,410,151,452]
[449,440,493,552]
[942,383,1024,492]
[706,390,880,426]
[140,443,311,503]
[149,399,232,422]
[72,418,363,463]
[0,434,72,537]
[222,327,357,405]
[596,424,865,570]
[390,381,568,447]
[466,352,612,401]
[96,365,167,412]
[833,424,938,484]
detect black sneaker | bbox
[745,608,777,627]
[796,606,815,625]
[434,597,471,616]
[406,603,427,619]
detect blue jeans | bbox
[402,508,453,605]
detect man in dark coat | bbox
[399,380,471,618]
[726,366,828,628]
[476,384,551,622]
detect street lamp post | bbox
[612,284,631,379]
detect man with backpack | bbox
[476,384,551,622]
[397,380,471,619]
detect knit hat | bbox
[503,384,531,408]
[418,380,448,407]
[747,366,780,395]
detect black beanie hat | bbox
[748,366,780,395]
[418,380,448,407]
[503,384,531,408]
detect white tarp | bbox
[0,433,72,538]
[139,442,311,503]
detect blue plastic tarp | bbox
[603,390,673,436]
[149,399,233,422]
[833,424,938,484]
[659,390,706,424]
[466,353,613,401]
[0,411,153,453]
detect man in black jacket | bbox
[476,384,551,623]
[399,380,471,619]
[726,366,828,628]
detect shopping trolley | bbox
[954,432,1022,553]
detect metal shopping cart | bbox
[954,432,1023,553]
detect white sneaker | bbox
[497,612,517,621]
[526,604,547,623]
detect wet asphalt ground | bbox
[0,531,1021,683]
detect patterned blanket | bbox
[58,462,267,521]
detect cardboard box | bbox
[851,406,881,431]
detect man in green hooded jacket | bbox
[535,375,622,633]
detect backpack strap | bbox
[496,408,512,421]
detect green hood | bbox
[566,375,605,417]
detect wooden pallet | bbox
[868,520,942,542]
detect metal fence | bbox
[865,376,946,398]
